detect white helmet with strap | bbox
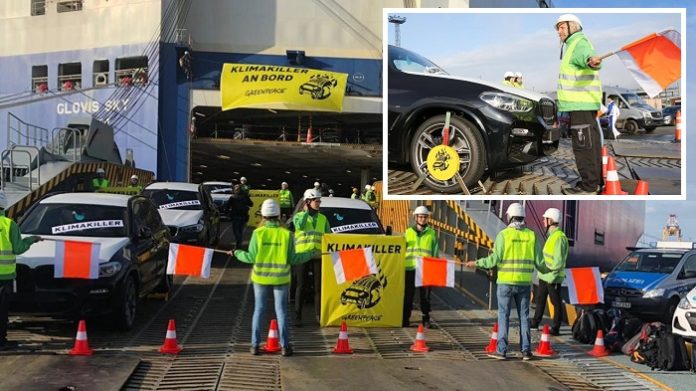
[413,205,431,216]
[543,208,562,224]
[303,189,322,200]
[506,202,525,219]
[261,199,280,217]
[504,71,514,79]
[555,14,582,30]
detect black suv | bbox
[387,45,559,193]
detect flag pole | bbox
[596,50,617,61]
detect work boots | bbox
[422,315,432,329]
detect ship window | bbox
[93,60,109,87]
[57,0,83,13]
[58,62,82,91]
[32,65,48,94]
[116,56,149,87]
[594,230,605,246]
[563,200,577,247]
[31,0,46,16]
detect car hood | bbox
[412,72,551,102]
[158,209,204,227]
[604,271,670,291]
[17,236,130,268]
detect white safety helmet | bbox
[240,176,247,183]
[260,199,280,217]
[314,181,320,188]
[515,72,522,78]
[281,181,288,186]
[543,208,562,224]
[365,184,371,190]
[96,168,105,174]
[413,205,431,216]
[506,202,525,219]
[0,191,7,209]
[130,174,138,180]
[304,189,322,200]
[504,71,514,79]
[555,14,582,30]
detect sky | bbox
[389,0,695,243]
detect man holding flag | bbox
[556,14,604,195]
[403,205,439,328]
[0,191,41,350]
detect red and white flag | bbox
[167,243,214,278]
[616,29,681,98]
[565,267,604,305]
[54,240,101,279]
[330,247,378,284]
[415,257,454,287]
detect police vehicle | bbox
[142,182,220,246]
[604,241,696,324]
[672,286,696,341]
[12,193,171,330]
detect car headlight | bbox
[480,92,534,113]
[99,261,123,278]
[642,288,665,298]
[181,223,205,233]
[643,111,651,118]
[677,297,691,310]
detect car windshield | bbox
[390,46,448,75]
[142,189,202,211]
[322,207,384,234]
[621,93,652,108]
[20,203,128,237]
[614,251,684,273]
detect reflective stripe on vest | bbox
[404,227,437,270]
[252,226,291,285]
[294,213,328,252]
[0,217,16,279]
[543,229,567,280]
[278,190,293,208]
[557,33,602,111]
[498,228,536,285]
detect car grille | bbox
[539,98,556,125]
[650,111,663,119]
[605,287,643,298]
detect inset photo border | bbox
[383,8,685,200]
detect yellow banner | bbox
[320,234,405,327]
[220,63,348,112]
[248,190,280,227]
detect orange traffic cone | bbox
[69,319,93,356]
[263,319,282,353]
[534,325,557,357]
[410,324,430,352]
[159,319,183,354]
[306,127,313,143]
[587,330,610,357]
[602,156,627,195]
[634,180,649,195]
[674,110,681,143]
[484,323,498,354]
[601,146,608,180]
[332,321,353,354]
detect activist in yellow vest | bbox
[278,189,293,208]
[404,226,438,271]
[293,212,329,252]
[0,214,39,280]
[557,31,602,112]
[538,228,568,284]
[498,228,537,285]
[92,178,110,190]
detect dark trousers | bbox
[403,270,431,325]
[532,280,563,332]
[0,280,12,342]
[230,216,246,248]
[570,110,603,191]
[294,258,322,319]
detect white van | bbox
[603,86,663,134]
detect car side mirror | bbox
[385,226,393,236]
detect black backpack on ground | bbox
[572,309,599,344]
[654,332,689,371]
[591,308,611,334]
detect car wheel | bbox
[644,126,656,133]
[624,119,639,134]
[114,275,138,331]
[409,114,485,193]
[664,298,679,329]
[154,273,173,294]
